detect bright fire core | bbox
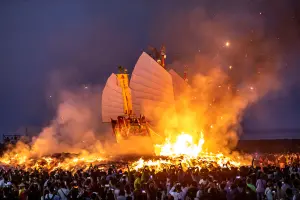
[155,132,205,158]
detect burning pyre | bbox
[0,131,251,173]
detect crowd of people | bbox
[0,154,300,200]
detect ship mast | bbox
[148,45,167,68]
[116,66,133,116]
[160,45,166,68]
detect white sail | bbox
[101,73,124,122]
[130,52,176,122]
[168,69,190,100]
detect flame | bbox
[155,132,205,158]
[139,131,247,171]
[0,130,249,173]
[0,147,106,172]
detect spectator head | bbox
[175,184,182,192]
[19,183,25,189]
[291,173,295,180]
[267,180,273,187]
[293,179,300,189]
[91,192,98,200]
[115,182,121,189]
[231,183,237,190]
[44,189,49,195]
[277,181,282,188]
[246,178,252,184]
[220,182,226,190]
[284,177,290,184]
[149,182,155,190]
[135,183,141,190]
[135,172,141,178]
[191,181,197,188]
[119,189,125,196]
[49,186,55,194]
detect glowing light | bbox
[225,41,230,47]
[229,65,232,69]
[155,132,205,158]
[250,86,254,90]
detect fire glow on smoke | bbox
[0,35,280,172]
[0,64,272,171]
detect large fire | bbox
[0,130,250,173]
[0,58,268,172]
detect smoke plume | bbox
[150,5,287,152]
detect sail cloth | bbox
[168,69,190,100]
[101,73,125,122]
[130,52,176,124]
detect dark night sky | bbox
[1,0,300,138]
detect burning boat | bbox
[102,46,189,142]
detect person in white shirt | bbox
[114,183,121,199]
[195,189,203,200]
[169,183,188,200]
[117,190,126,200]
[0,177,5,188]
[282,179,291,194]
[43,187,60,200]
[57,182,70,200]
[265,181,274,200]
[199,177,208,186]
[256,174,266,200]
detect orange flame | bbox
[155,132,205,158]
